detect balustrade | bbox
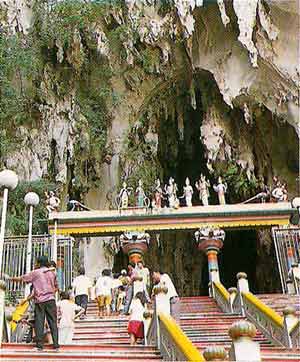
[146,301,204,361]
[290,319,300,348]
[212,281,231,313]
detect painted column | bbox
[195,227,225,283]
[120,231,150,265]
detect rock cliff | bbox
[0,0,298,294]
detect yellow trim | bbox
[214,282,230,301]
[158,313,205,362]
[49,218,289,235]
[242,292,284,328]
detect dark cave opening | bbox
[113,74,284,297]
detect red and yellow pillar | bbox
[195,227,225,283]
[120,232,150,265]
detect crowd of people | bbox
[7,256,179,350]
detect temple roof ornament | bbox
[195,227,225,252]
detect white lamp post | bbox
[24,192,39,296]
[0,170,18,276]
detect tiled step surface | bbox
[180,295,300,362]
[256,294,300,314]
[1,301,162,362]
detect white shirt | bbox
[57,300,82,328]
[140,267,150,287]
[72,275,92,296]
[155,289,170,315]
[129,299,145,321]
[132,269,145,295]
[160,274,178,300]
[112,278,122,289]
[95,276,113,296]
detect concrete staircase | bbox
[0,301,162,362]
[1,296,299,361]
[180,296,300,362]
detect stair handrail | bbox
[145,299,205,361]
[290,318,300,348]
[212,281,232,313]
[157,312,205,362]
[241,291,286,346]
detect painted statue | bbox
[153,179,163,209]
[213,176,227,205]
[195,174,210,206]
[45,191,60,213]
[118,181,132,209]
[183,177,193,207]
[136,179,147,207]
[272,182,288,202]
[165,177,179,208]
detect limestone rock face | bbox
[0,0,298,294]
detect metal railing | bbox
[212,282,231,313]
[146,302,204,361]
[272,227,300,293]
[241,292,286,346]
[290,320,300,348]
[1,235,73,303]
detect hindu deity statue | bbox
[213,176,227,205]
[195,174,210,206]
[136,179,147,207]
[45,191,60,213]
[272,182,288,202]
[118,181,132,209]
[165,177,179,208]
[153,179,163,209]
[183,177,193,207]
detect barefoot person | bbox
[57,291,84,344]
[9,255,59,351]
[127,292,145,346]
[95,269,113,317]
[72,267,92,319]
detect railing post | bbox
[153,298,160,349]
[228,287,238,313]
[203,346,227,361]
[237,272,249,317]
[0,280,6,348]
[283,306,298,348]
[286,278,296,295]
[228,320,261,362]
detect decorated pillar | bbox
[195,227,225,283]
[120,231,150,265]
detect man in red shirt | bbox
[10,255,59,351]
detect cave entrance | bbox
[157,83,208,199]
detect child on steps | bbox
[127,292,145,346]
[57,291,84,345]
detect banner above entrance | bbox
[48,202,296,236]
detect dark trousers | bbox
[123,285,133,314]
[34,299,59,349]
[75,294,88,315]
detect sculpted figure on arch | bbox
[182,177,193,207]
[213,176,227,205]
[195,174,210,206]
